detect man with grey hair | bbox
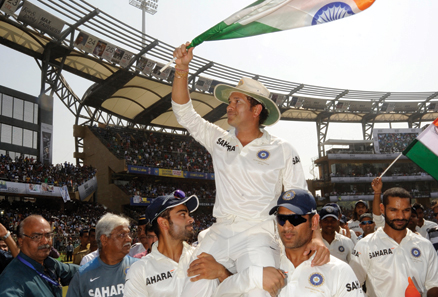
[66,213,138,297]
[0,215,78,297]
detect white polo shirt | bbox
[128,243,146,257]
[350,227,438,297]
[340,227,358,245]
[124,241,195,297]
[373,214,385,229]
[172,100,307,222]
[322,232,355,263]
[80,250,99,266]
[212,254,364,296]
[347,219,363,236]
[416,220,438,238]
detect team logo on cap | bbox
[257,150,270,160]
[283,191,296,200]
[326,206,334,213]
[309,273,324,287]
[411,248,421,258]
[338,246,345,253]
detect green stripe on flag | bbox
[403,139,438,181]
[191,21,280,48]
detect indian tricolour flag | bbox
[403,118,438,181]
[189,0,375,48]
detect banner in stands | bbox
[1,0,21,15]
[78,176,97,201]
[60,185,71,202]
[40,122,53,165]
[0,180,63,197]
[130,195,153,206]
[127,165,215,180]
[18,1,65,37]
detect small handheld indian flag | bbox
[161,0,375,71]
[403,117,438,181]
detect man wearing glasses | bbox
[357,213,375,240]
[214,189,363,296]
[0,215,79,297]
[66,213,138,297]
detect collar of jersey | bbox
[153,241,192,261]
[228,127,271,144]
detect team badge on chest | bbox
[411,248,421,258]
[257,150,270,160]
[309,273,324,287]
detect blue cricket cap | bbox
[146,190,199,224]
[269,189,317,215]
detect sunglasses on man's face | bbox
[360,220,374,225]
[276,214,307,227]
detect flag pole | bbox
[379,152,403,178]
[159,57,176,72]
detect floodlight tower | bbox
[129,0,158,47]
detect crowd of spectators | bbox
[90,126,213,173]
[330,163,429,178]
[116,177,216,200]
[377,132,419,153]
[0,154,96,191]
[0,198,106,254]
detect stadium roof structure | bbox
[322,139,373,146]
[1,0,437,159]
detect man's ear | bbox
[253,104,262,117]
[311,214,320,231]
[380,203,384,215]
[157,217,169,231]
[100,234,108,248]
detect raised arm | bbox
[172,42,194,105]
[371,177,383,216]
[0,222,19,257]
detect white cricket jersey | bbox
[123,241,195,297]
[322,232,355,263]
[416,219,438,238]
[212,254,364,296]
[347,219,363,235]
[128,243,145,257]
[172,100,307,221]
[350,227,438,297]
[80,250,99,266]
[340,227,358,245]
[373,214,385,229]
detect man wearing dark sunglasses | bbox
[0,215,79,297]
[357,213,375,240]
[215,189,362,296]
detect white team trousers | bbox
[181,217,280,297]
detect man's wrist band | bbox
[374,192,381,195]
[1,231,10,240]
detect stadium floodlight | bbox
[129,0,159,48]
[129,0,158,15]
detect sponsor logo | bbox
[90,276,100,282]
[257,150,270,160]
[146,270,174,286]
[216,138,236,152]
[352,249,360,257]
[369,248,393,259]
[292,156,300,165]
[338,246,345,253]
[411,248,421,258]
[309,273,324,287]
[346,280,361,292]
[88,284,124,296]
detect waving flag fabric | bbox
[189,0,375,48]
[403,118,438,181]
